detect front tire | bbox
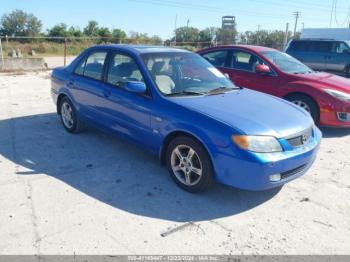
[59,97,83,133]
[286,94,320,125]
[166,136,214,193]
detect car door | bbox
[222,49,282,96]
[69,50,109,125]
[326,41,350,72]
[101,52,156,150]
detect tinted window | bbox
[230,50,264,72]
[288,41,306,52]
[310,41,332,52]
[107,53,144,86]
[202,50,228,67]
[289,41,332,52]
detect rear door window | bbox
[202,50,228,67]
[311,41,332,52]
[74,51,108,80]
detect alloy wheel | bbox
[61,101,74,129]
[170,145,203,186]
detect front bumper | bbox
[320,101,350,127]
[212,126,322,191]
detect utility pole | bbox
[174,14,178,46]
[186,19,190,43]
[293,11,301,37]
[257,25,261,45]
[283,23,290,50]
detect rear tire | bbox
[286,94,320,125]
[346,66,350,78]
[59,97,84,133]
[165,136,214,193]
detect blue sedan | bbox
[51,45,322,193]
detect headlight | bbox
[232,135,282,153]
[324,89,350,102]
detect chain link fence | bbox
[0,36,214,71]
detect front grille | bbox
[281,164,308,180]
[286,127,313,148]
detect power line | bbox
[126,0,326,21]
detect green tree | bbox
[0,9,42,36]
[83,20,99,36]
[68,26,84,38]
[199,27,219,43]
[174,26,200,43]
[97,27,111,37]
[217,28,238,44]
[112,28,127,41]
[47,23,70,37]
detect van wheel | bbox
[286,94,319,125]
[166,136,214,193]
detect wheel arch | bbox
[56,93,68,114]
[284,91,320,122]
[284,91,320,108]
[159,130,214,166]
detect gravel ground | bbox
[0,72,349,255]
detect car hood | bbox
[170,89,314,138]
[295,72,350,93]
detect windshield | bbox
[261,50,313,74]
[141,52,237,96]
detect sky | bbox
[1,0,350,39]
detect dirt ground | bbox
[0,71,349,255]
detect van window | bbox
[332,42,350,53]
[289,41,306,52]
[311,42,332,52]
[289,41,332,52]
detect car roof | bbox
[291,39,340,42]
[198,45,276,53]
[88,44,191,54]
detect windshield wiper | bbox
[165,91,205,97]
[206,86,240,95]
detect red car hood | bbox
[294,72,350,93]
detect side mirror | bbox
[255,64,271,75]
[124,81,147,94]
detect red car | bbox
[198,45,350,127]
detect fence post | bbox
[64,37,67,66]
[0,38,4,70]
